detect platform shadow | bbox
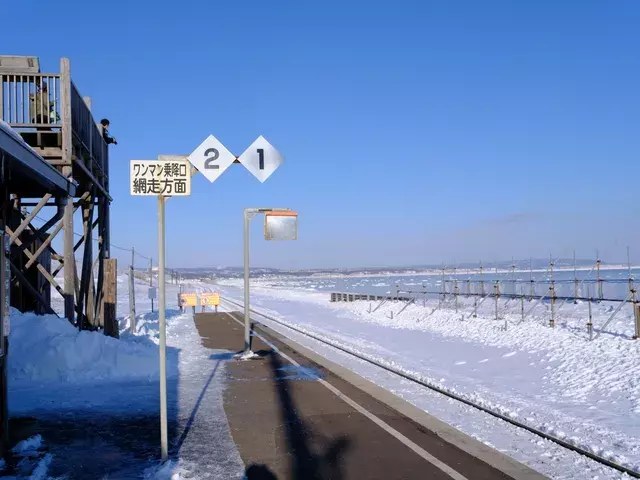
[244,352,350,480]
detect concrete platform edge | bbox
[255,322,548,480]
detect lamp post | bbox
[242,208,298,356]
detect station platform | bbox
[194,312,546,480]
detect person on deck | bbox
[29,81,58,126]
[100,118,118,145]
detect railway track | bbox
[219,295,640,479]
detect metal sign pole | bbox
[158,195,168,461]
[243,209,252,352]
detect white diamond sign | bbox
[187,134,236,183]
[237,135,283,183]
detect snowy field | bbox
[216,271,640,480]
[3,275,245,479]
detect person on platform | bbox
[29,81,58,127]
[100,118,118,145]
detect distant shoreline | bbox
[296,264,639,280]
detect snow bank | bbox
[9,307,164,386]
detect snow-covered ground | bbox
[4,276,245,479]
[4,264,639,478]
[216,276,640,479]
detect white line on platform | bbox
[223,311,469,480]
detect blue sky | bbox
[4,0,640,268]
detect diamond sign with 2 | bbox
[187,134,237,183]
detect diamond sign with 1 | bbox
[187,134,236,183]
[237,135,284,183]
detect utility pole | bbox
[129,247,136,333]
[150,256,154,313]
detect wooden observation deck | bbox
[0,55,114,333]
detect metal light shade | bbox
[264,212,298,240]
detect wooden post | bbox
[60,58,75,326]
[103,259,119,338]
[129,265,136,333]
[0,227,9,452]
[633,303,640,340]
[87,264,96,326]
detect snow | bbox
[9,308,162,385]
[5,276,245,479]
[10,436,43,456]
[216,275,640,479]
[5,261,639,478]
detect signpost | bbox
[131,133,287,462]
[200,291,220,312]
[179,292,198,313]
[242,208,298,356]
[130,158,191,462]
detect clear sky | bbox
[4,0,640,269]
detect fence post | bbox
[549,258,556,327]
[520,286,525,322]
[587,284,593,340]
[494,281,500,321]
[596,256,603,301]
[549,282,556,328]
[454,279,459,312]
[631,279,638,340]
[530,279,535,301]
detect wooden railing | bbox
[70,81,107,173]
[0,73,62,127]
[0,71,108,177]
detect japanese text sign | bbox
[130,160,191,196]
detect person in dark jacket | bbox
[100,118,118,145]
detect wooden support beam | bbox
[103,259,118,338]
[86,256,99,327]
[40,192,91,278]
[8,259,57,316]
[61,57,75,325]
[72,159,112,202]
[25,219,64,269]
[17,212,62,251]
[94,197,107,325]
[9,194,51,243]
[76,190,95,331]
[4,227,64,297]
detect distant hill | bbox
[170,258,620,279]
